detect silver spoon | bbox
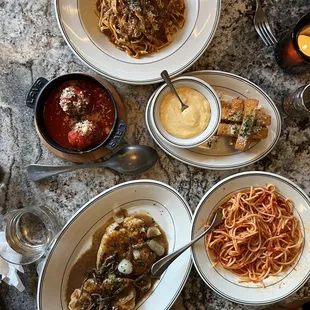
[27,145,158,181]
[161,70,189,112]
[151,208,223,278]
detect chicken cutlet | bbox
[97,215,158,276]
[68,209,167,310]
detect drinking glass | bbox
[274,12,310,74]
[0,206,62,265]
[283,84,310,118]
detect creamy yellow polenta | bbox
[160,87,211,139]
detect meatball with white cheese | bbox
[59,86,91,117]
[68,120,102,150]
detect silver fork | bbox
[151,208,223,278]
[254,0,278,46]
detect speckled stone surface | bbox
[1,0,310,309]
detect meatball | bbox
[59,86,90,117]
[68,120,102,150]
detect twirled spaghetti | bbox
[206,185,303,283]
[96,0,186,58]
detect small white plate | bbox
[191,171,310,306]
[54,0,220,84]
[38,180,192,310]
[145,70,281,170]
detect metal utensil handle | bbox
[27,162,108,181]
[160,70,184,104]
[151,213,217,278]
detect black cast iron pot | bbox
[26,73,126,154]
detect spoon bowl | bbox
[101,145,158,175]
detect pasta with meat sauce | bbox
[96,0,186,58]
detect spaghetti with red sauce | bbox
[206,185,303,283]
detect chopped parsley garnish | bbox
[137,261,145,268]
[241,116,253,137]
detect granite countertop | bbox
[1,0,310,309]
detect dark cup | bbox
[26,73,126,154]
[0,299,5,310]
[275,12,310,74]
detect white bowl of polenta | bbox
[150,76,221,148]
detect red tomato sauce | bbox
[44,79,115,150]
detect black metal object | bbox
[26,77,48,109]
[0,166,4,183]
[0,298,6,310]
[26,73,126,154]
[105,120,126,150]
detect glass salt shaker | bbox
[283,84,310,119]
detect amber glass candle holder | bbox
[275,12,310,74]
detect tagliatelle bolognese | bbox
[96,0,186,58]
[206,185,304,283]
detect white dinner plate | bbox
[145,70,281,170]
[191,171,310,306]
[38,180,192,310]
[54,0,221,84]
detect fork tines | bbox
[254,2,278,46]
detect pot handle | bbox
[26,77,48,109]
[105,120,127,150]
